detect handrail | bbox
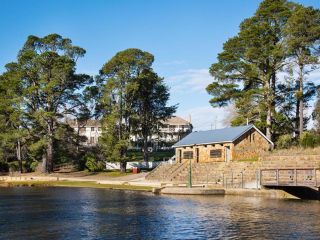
[169,161,188,181]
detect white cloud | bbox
[166,68,212,94]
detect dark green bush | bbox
[0,161,9,172]
[299,132,320,148]
[84,153,105,172]
[276,134,297,149]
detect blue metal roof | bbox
[173,125,255,147]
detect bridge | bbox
[260,168,320,200]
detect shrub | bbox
[0,161,9,172]
[299,132,320,148]
[8,161,19,172]
[84,153,105,172]
[30,161,39,172]
[276,134,296,149]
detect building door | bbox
[225,146,231,162]
[178,150,182,163]
[196,148,199,163]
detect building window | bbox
[183,151,193,159]
[90,137,95,144]
[79,127,86,133]
[91,127,95,131]
[252,133,255,141]
[210,149,222,158]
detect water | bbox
[0,187,319,240]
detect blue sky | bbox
[1,0,320,130]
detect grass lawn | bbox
[1,180,153,191]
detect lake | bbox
[0,187,319,240]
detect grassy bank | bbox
[0,180,153,192]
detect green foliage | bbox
[8,161,19,172]
[29,161,39,172]
[0,34,92,173]
[0,161,9,172]
[96,48,176,170]
[207,0,320,142]
[130,69,177,161]
[84,153,104,172]
[276,134,297,149]
[299,132,320,148]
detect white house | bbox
[67,116,193,148]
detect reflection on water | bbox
[0,187,319,240]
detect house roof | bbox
[161,116,191,126]
[172,125,273,147]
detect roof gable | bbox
[173,125,273,147]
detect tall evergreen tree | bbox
[284,5,320,136]
[131,69,176,162]
[16,34,92,173]
[0,63,25,171]
[97,48,154,172]
[207,0,294,141]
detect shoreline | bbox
[0,179,154,192]
[0,176,299,199]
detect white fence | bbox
[105,157,176,170]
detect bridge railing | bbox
[260,168,320,188]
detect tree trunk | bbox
[42,154,47,173]
[143,134,149,163]
[46,137,53,173]
[298,65,304,136]
[46,120,54,173]
[265,78,273,141]
[120,161,127,173]
[16,140,22,173]
[295,98,300,137]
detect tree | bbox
[97,48,154,172]
[313,93,320,133]
[131,69,176,162]
[207,0,293,141]
[16,34,92,173]
[0,63,25,172]
[284,5,320,136]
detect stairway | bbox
[145,155,320,188]
[145,161,189,182]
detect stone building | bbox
[173,125,273,163]
[67,116,192,148]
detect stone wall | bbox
[233,128,270,161]
[175,143,233,163]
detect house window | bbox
[210,149,222,158]
[183,151,193,159]
[252,133,255,141]
[91,127,95,131]
[79,127,86,133]
[90,137,95,144]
